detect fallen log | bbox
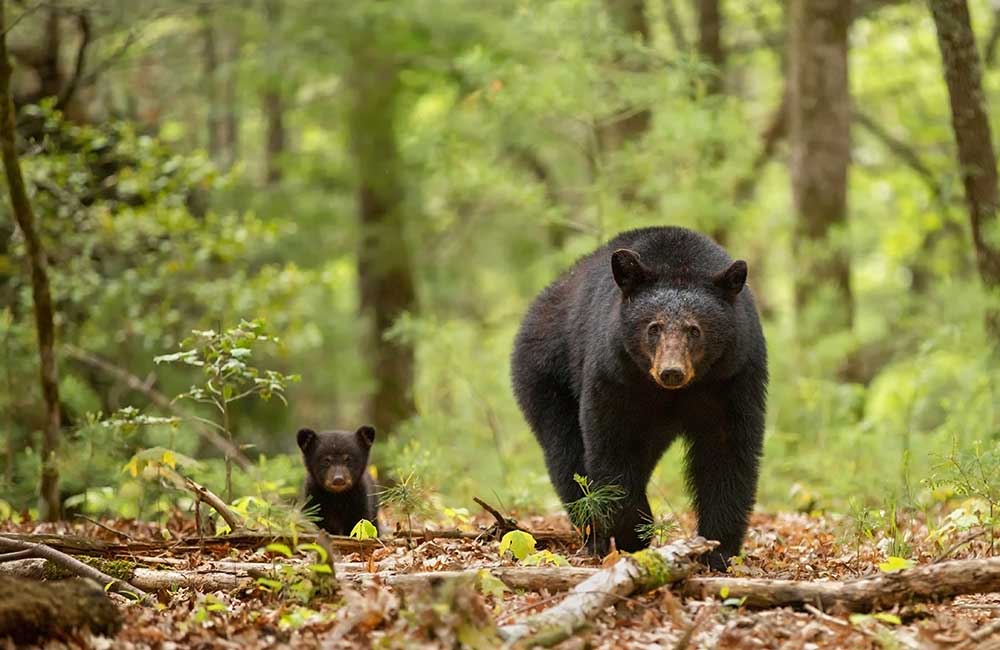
[0,535,148,599]
[497,537,715,647]
[0,576,121,644]
[681,556,1000,612]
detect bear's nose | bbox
[331,475,348,487]
[659,367,686,387]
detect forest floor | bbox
[2,510,998,649]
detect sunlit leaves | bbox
[350,519,379,541]
[498,530,536,560]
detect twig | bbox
[473,496,528,539]
[74,514,135,541]
[955,618,1000,650]
[0,535,147,599]
[63,344,251,469]
[672,604,713,650]
[0,549,34,562]
[182,475,244,533]
[933,528,986,563]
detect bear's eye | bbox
[341,454,351,463]
[646,322,663,338]
[687,325,702,339]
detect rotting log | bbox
[498,537,715,647]
[0,577,121,644]
[681,556,1000,612]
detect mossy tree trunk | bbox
[0,0,62,521]
[788,0,854,340]
[930,0,1000,341]
[347,18,417,437]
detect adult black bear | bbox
[511,226,767,569]
[297,426,379,536]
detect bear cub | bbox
[297,425,379,536]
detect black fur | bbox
[297,426,379,536]
[511,226,767,569]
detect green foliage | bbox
[566,474,626,539]
[257,541,337,604]
[498,530,536,561]
[378,471,431,536]
[635,513,679,546]
[522,550,570,567]
[350,518,379,541]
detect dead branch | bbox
[54,9,90,110]
[682,556,1000,612]
[63,344,251,469]
[0,535,147,599]
[474,496,532,539]
[182,475,245,533]
[498,537,715,647]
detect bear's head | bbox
[611,248,747,390]
[297,425,375,494]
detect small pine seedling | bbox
[566,473,625,543]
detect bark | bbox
[662,0,689,51]
[0,577,121,644]
[182,475,245,533]
[498,537,715,647]
[220,27,240,170]
[733,88,788,204]
[596,0,652,156]
[262,88,285,185]
[930,0,1000,340]
[201,6,222,162]
[696,0,725,95]
[54,11,91,113]
[0,1,62,521]
[788,0,854,338]
[0,536,147,599]
[348,29,416,436]
[262,0,285,185]
[682,556,1000,612]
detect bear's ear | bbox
[297,428,318,452]
[714,260,748,298]
[356,425,376,447]
[611,249,653,296]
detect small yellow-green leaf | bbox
[476,569,510,600]
[873,613,902,625]
[161,450,176,469]
[265,543,293,558]
[498,530,536,560]
[350,519,378,541]
[309,563,333,574]
[720,585,730,599]
[878,556,914,573]
[296,543,329,563]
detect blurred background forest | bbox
[1,0,999,532]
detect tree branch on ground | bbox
[0,535,147,599]
[498,537,715,647]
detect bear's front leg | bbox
[579,388,667,555]
[683,370,766,570]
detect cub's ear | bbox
[356,425,376,447]
[296,428,318,451]
[714,260,748,298]
[611,249,653,296]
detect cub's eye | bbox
[341,454,351,463]
[687,325,702,339]
[322,455,334,464]
[646,323,663,338]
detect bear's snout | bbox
[658,367,687,387]
[323,468,354,493]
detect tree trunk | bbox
[930,0,1000,340]
[262,0,284,186]
[219,27,239,170]
[788,0,854,339]
[347,29,416,436]
[596,0,652,155]
[200,6,221,163]
[262,89,284,185]
[697,0,725,95]
[0,0,62,521]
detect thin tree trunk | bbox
[662,0,689,52]
[347,28,416,436]
[697,0,725,95]
[930,0,1000,340]
[200,6,221,162]
[788,0,854,339]
[262,0,284,185]
[0,0,61,521]
[220,27,239,170]
[596,0,652,155]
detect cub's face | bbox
[297,426,375,494]
[611,248,747,390]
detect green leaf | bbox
[878,556,914,573]
[720,585,730,598]
[309,563,333,574]
[350,519,378,541]
[475,569,510,600]
[498,530,536,560]
[296,543,329,563]
[265,543,293,558]
[523,550,569,566]
[873,613,902,625]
